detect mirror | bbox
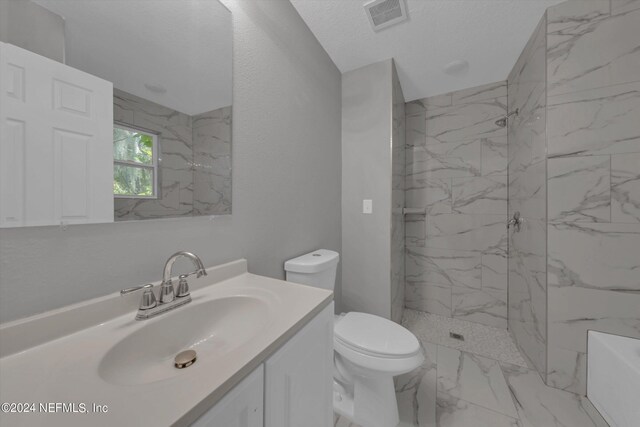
[0,0,232,227]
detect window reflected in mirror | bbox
[113,125,159,199]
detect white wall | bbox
[0,0,65,63]
[341,59,393,318]
[0,0,342,323]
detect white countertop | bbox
[0,260,333,426]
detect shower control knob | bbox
[507,211,523,232]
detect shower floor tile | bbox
[334,309,607,427]
[402,309,528,367]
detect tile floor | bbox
[334,309,608,427]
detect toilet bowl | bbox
[332,312,423,427]
[284,250,424,427]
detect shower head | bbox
[495,108,519,128]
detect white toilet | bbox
[285,249,424,427]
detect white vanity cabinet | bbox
[265,303,334,427]
[0,42,114,228]
[191,365,264,427]
[193,302,334,427]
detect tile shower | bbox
[405,81,509,329]
[404,0,640,397]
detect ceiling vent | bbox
[364,0,408,32]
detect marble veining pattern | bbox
[403,0,640,400]
[452,82,507,105]
[405,81,508,329]
[507,13,548,376]
[408,143,481,180]
[612,0,640,14]
[481,253,508,292]
[436,346,519,418]
[452,175,507,215]
[547,222,640,292]
[406,247,481,290]
[405,281,452,317]
[406,178,452,215]
[548,284,640,354]
[547,156,611,222]
[192,107,232,215]
[611,152,640,222]
[113,89,232,220]
[547,81,640,157]
[334,310,605,427]
[547,0,640,96]
[391,65,407,324]
[481,136,508,176]
[395,341,437,427]
[425,98,507,145]
[545,346,587,395]
[451,286,507,329]
[500,363,600,427]
[425,214,507,254]
[544,0,640,396]
[435,394,521,427]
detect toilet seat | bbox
[334,312,423,374]
[335,312,420,357]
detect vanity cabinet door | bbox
[190,364,264,427]
[265,302,334,427]
[0,42,114,228]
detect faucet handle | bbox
[121,284,157,310]
[176,274,191,298]
[121,283,154,295]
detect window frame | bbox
[113,122,160,199]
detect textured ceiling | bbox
[290,0,565,101]
[35,0,232,115]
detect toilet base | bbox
[333,375,399,427]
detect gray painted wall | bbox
[341,59,393,319]
[0,0,342,323]
[0,0,65,63]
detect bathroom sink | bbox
[99,295,271,385]
[0,261,334,427]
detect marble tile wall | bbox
[405,81,509,329]
[507,14,548,376]
[193,106,232,215]
[391,64,407,324]
[545,0,640,395]
[114,88,232,220]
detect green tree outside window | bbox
[113,126,158,198]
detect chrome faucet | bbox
[121,251,207,320]
[160,251,208,303]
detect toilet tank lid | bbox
[284,249,340,273]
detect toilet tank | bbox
[284,249,339,291]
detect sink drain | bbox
[175,349,197,369]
